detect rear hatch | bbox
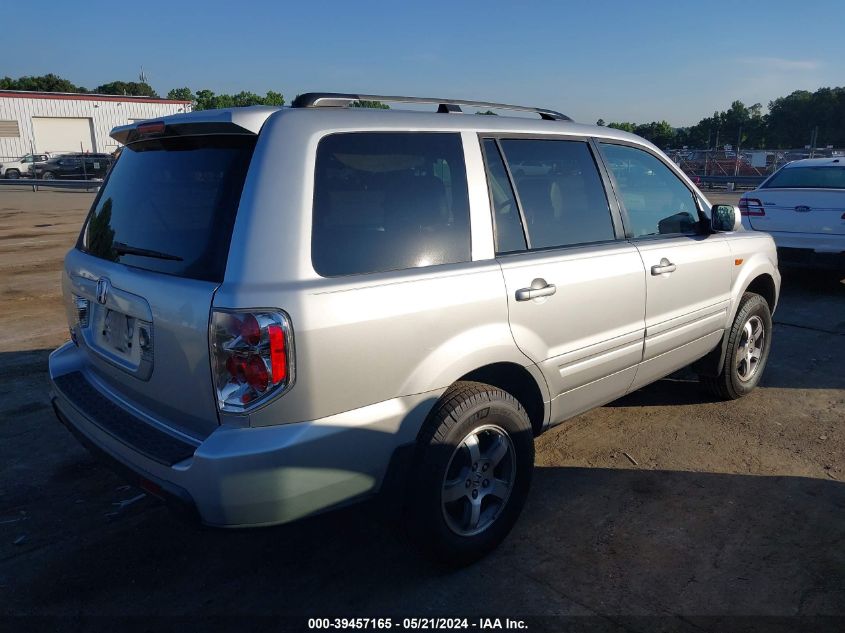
[66,126,258,440]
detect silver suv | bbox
[49,93,780,562]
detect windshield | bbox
[763,166,845,189]
[79,135,256,282]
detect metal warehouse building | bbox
[0,90,192,159]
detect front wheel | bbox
[5,169,20,179]
[700,292,772,399]
[409,381,534,565]
[41,171,55,180]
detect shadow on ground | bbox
[2,463,843,618]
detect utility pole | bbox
[734,126,743,177]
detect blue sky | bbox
[5,0,843,126]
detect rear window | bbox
[312,132,471,276]
[763,166,845,189]
[79,135,255,282]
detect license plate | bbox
[103,309,135,354]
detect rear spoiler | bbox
[111,105,282,145]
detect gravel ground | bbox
[0,189,842,627]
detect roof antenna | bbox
[139,67,149,84]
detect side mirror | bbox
[711,204,740,232]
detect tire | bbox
[41,171,55,180]
[5,169,20,179]
[409,381,534,565]
[700,292,772,400]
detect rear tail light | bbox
[739,197,765,216]
[210,310,294,412]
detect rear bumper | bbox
[49,342,437,527]
[764,230,845,255]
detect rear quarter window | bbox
[312,132,471,276]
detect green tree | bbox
[350,100,390,109]
[263,90,285,106]
[606,121,637,133]
[181,88,285,110]
[194,89,216,110]
[634,121,676,149]
[767,87,845,148]
[96,81,159,98]
[0,73,86,93]
[231,91,264,107]
[596,118,606,126]
[166,87,195,102]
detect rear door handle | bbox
[515,280,557,301]
[651,258,677,275]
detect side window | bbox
[312,132,471,276]
[498,139,615,250]
[599,143,699,237]
[481,139,526,253]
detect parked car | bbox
[49,94,780,563]
[739,157,845,268]
[0,152,51,178]
[33,153,112,180]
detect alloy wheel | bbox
[441,424,516,537]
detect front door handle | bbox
[651,258,677,275]
[515,279,557,301]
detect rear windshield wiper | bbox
[113,241,184,261]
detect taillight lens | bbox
[210,310,294,412]
[739,197,765,216]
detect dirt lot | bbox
[0,189,843,627]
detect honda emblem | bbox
[96,278,111,305]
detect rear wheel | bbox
[5,169,20,179]
[700,292,772,399]
[409,381,534,565]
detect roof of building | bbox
[0,90,191,105]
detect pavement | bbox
[0,189,842,627]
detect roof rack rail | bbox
[291,92,571,121]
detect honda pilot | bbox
[49,93,780,562]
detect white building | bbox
[0,90,192,159]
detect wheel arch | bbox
[695,270,778,377]
[745,273,777,314]
[456,362,549,436]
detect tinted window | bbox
[499,139,614,249]
[80,135,255,282]
[600,143,699,237]
[482,139,526,253]
[763,166,845,189]
[312,132,471,276]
